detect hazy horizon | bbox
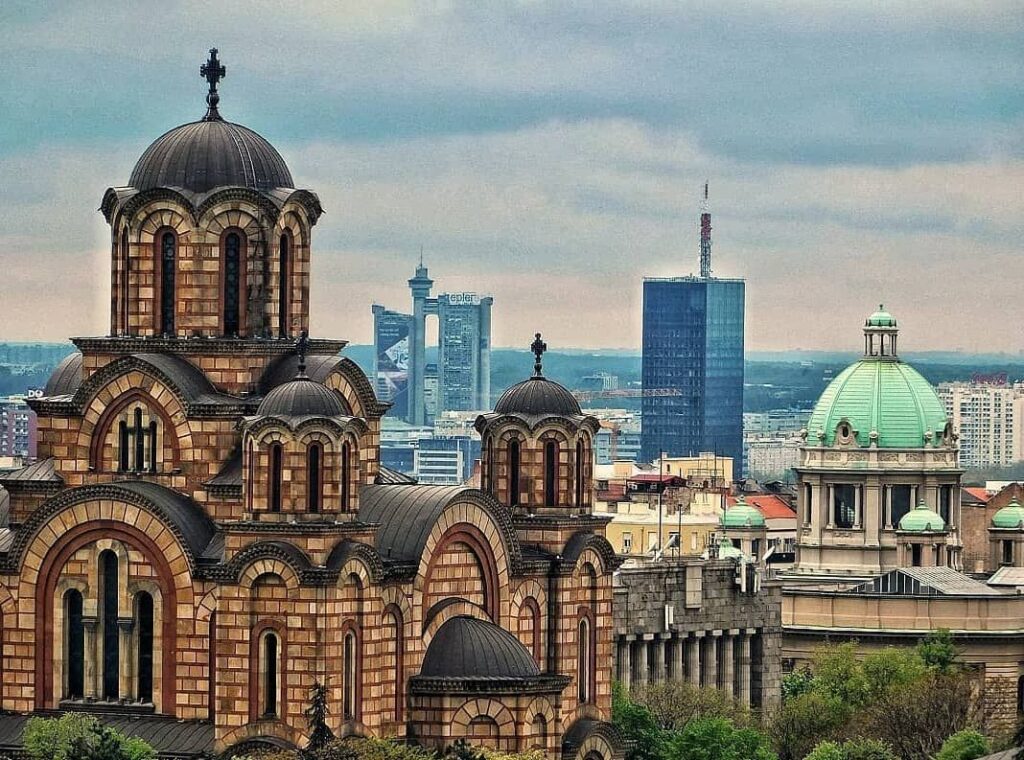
[1,2,1021,352]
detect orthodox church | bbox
[0,51,622,759]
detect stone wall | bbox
[611,558,781,712]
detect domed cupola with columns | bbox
[241,334,367,518]
[791,307,962,578]
[475,334,600,516]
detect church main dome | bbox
[129,119,294,194]
[806,307,949,449]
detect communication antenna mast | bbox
[699,181,712,278]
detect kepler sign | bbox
[444,292,480,306]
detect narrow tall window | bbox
[307,443,322,513]
[509,440,521,506]
[120,228,130,333]
[134,408,145,472]
[100,550,119,700]
[247,441,254,511]
[544,440,558,506]
[269,444,283,512]
[341,442,351,511]
[278,234,290,337]
[65,589,85,699]
[159,231,176,335]
[575,439,585,506]
[384,608,403,722]
[148,420,158,474]
[343,630,357,719]
[118,420,129,472]
[136,592,154,703]
[578,618,591,703]
[262,632,279,717]
[223,232,242,336]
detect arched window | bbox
[544,440,558,506]
[575,439,585,506]
[519,597,542,666]
[100,550,119,701]
[136,592,154,703]
[118,420,129,472]
[269,443,283,512]
[383,607,403,723]
[307,443,322,513]
[158,231,176,336]
[278,233,291,337]
[509,439,521,507]
[247,440,255,512]
[223,232,243,336]
[578,616,593,704]
[530,714,547,751]
[343,629,358,719]
[341,442,352,511]
[261,631,279,717]
[120,228,129,333]
[64,589,85,699]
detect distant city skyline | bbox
[1,3,1021,351]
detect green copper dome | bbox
[806,308,949,449]
[866,304,897,327]
[898,501,947,532]
[721,497,766,528]
[715,536,747,560]
[992,498,1024,529]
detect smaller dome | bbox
[420,616,541,680]
[721,497,766,528]
[866,304,897,328]
[992,498,1024,530]
[898,501,947,533]
[494,376,581,416]
[44,351,83,396]
[714,536,747,560]
[257,379,346,418]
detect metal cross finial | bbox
[295,330,310,378]
[200,48,226,120]
[531,332,547,377]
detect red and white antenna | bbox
[699,181,712,278]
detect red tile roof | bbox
[963,486,992,503]
[728,494,796,520]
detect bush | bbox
[805,739,897,760]
[769,691,850,760]
[935,729,990,760]
[24,714,156,760]
[804,742,843,760]
[628,681,753,730]
[663,717,776,760]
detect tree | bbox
[769,691,850,760]
[810,644,870,708]
[663,718,776,760]
[305,681,336,754]
[628,681,752,730]
[859,647,926,700]
[612,685,664,760]
[24,715,156,760]
[934,730,990,760]
[918,629,959,674]
[781,668,814,702]
[805,739,897,760]
[804,742,843,760]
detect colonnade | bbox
[614,628,762,707]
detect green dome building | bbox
[792,308,962,577]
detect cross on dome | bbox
[200,48,226,121]
[531,333,547,377]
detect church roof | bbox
[256,378,347,418]
[419,615,541,680]
[494,375,582,416]
[359,484,477,563]
[848,567,1003,596]
[44,351,83,396]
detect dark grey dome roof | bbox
[129,119,294,194]
[257,379,346,418]
[420,616,540,680]
[494,376,581,416]
[45,351,83,396]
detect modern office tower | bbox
[437,292,492,414]
[371,305,413,420]
[375,262,493,424]
[640,185,745,470]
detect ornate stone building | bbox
[0,53,622,759]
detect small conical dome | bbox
[257,379,346,418]
[866,304,897,328]
[721,496,766,528]
[898,500,947,533]
[992,498,1024,530]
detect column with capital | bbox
[687,634,702,686]
[83,619,99,699]
[739,631,752,706]
[721,632,736,697]
[669,636,683,682]
[705,633,719,689]
[652,636,666,683]
[636,639,649,687]
[619,637,632,691]
[118,618,135,701]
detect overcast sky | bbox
[1,1,1021,352]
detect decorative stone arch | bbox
[238,557,303,592]
[451,698,516,750]
[421,597,492,647]
[86,385,186,472]
[325,541,385,584]
[524,695,557,752]
[134,203,194,245]
[218,723,303,758]
[418,509,510,626]
[511,579,547,665]
[194,188,281,230]
[198,206,262,243]
[323,359,386,421]
[277,205,312,245]
[564,720,624,760]
[561,532,619,578]
[22,504,193,710]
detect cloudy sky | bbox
[1,1,1021,352]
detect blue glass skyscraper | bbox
[640,276,745,469]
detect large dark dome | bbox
[257,379,346,418]
[494,376,581,416]
[129,119,294,194]
[419,616,541,680]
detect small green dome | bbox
[716,536,747,560]
[866,304,897,327]
[806,360,949,448]
[898,500,947,532]
[992,498,1024,530]
[721,497,766,528]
